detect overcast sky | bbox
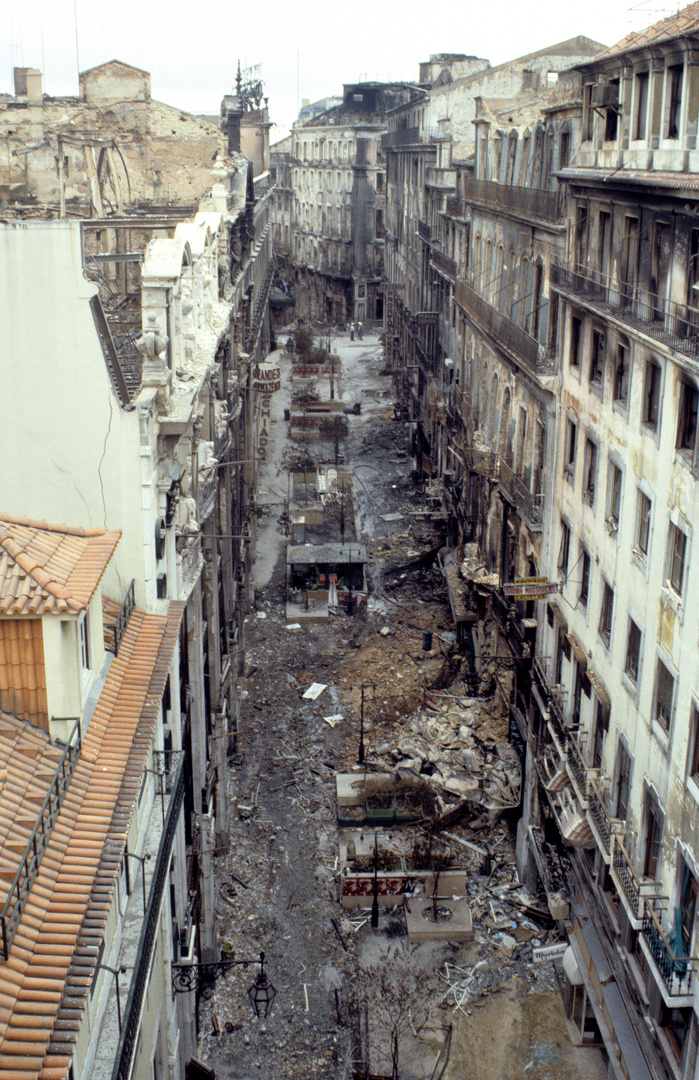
[3,0,656,138]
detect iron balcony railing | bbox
[244,254,276,355]
[613,836,643,920]
[452,178,562,224]
[587,775,613,857]
[1,718,82,960]
[111,754,185,1080]
[496,457,544,527]
[566,737,588,803]
[113,580,135,656]
[381,127,421,148]
[454,279,553,376]
[417,219,432,242]
[431,248,457,279]
[550,262,699,362]
[642,898,698,998]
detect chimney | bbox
[14,67,43,101]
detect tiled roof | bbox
[0,515,121,617]
[592,1,699,61]
[0,603,184,1080]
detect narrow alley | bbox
[196,329,605,1080]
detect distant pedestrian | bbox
[358,321,363,340]
[350,322,355,340]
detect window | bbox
[579,547,591,607]
[79,612,90,671]
[625,618,642,683]
[570,314,582,369]
[607,462,622,529]
[654,658,675,731]
[558,520,571,580]
[590,328,605,385]
[668,522,688,595]
[676,380,698,457]
[636,490,652,556]
[615,741,631,819]
[604,81,619,141]
[642,359,661,429]
[599,580,614,646]
[613,341,630,404]
[635,72,649,140]
[666,63,683,139]
[564,418,577,477]
[689,703,699,781]
[592,698,609,770]
[583,437,597,504]
[643,794,663,879]
[680,860,698,954]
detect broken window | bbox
[570,314,582,369]
[579,547,591,607]
[615,741,631,819]
[625,618,642,684]
[635,490,651,556]
[667,522,688,596]
[613,341,630,405]
[676,380,699,458]
[666,64,684,139]
[592,697,609,770]
[654,658,675,731]
[689,703,699,782]
[607,462,622,530]
[583,437,597,504]
[589,328,605,386]
[635,72,650,139]
[604,81,620,141]
[558,519,571,580]
[599,580,614,647]
[564,418,577,477]
[642,359,662,430]
[643,792,663,879]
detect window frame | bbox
[583,436,598,505]
[558,519,571,581]
[635,489,652,558]
[579,546,591,608]
[613,339,630,406]
[589,327,605,387]
[676,378,699,462]
[624,617,642,685]
[598,578,614,647]
[607,461,623,531]
[667,521,688,597]
[654,657,675,733]
[642,358,662,432]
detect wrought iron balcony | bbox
[550,262,699,362]
[431,248,457,279]
[566,737,589,805]
[496,457,544,528]
[381,127,422,149]
[612,836,644,923]
[456,177,562,224]
[641,898,697,1002]
[587,775,614,859]
[417,219,432,242]
[454,279,554,377]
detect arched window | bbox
[505,132,518,186]
[499,387,512,465]
[532,259,546,341]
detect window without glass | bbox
[590,328,605,385]
[604,81,620,141]
[643,794,663,879]
[583,438,597,504]
[625,618,642,683]
[613,341,630,404]
[676,380,698,457]
[607,463,622,528]
[599,580,614,646]
[635,72,649,139]
[680,862,698,954]
[642,359,661,429]
[615,741,631,818]
[689,703,699,781]
[592,698,609,770]
[668,522,688,595]
[579,548,591,607]
[570,314,582,368]
[565,418,577,476]
[636,490,652,555]
[667,64,683,139]
[558,520,571,580]
[655,658,675,730]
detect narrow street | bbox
[198,330,606,1080]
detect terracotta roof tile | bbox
[592,0,699,61]
[0,603,184,1080]
[0,515,121,617]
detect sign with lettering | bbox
[503,578,558,600]
[252,362,281,393]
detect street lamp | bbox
[172,950,277,1017]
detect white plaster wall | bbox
[42,615,81,722]
[0,221,145,604]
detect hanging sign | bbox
[252,361,281,392]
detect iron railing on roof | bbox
[113,580,135,656]
[1,717,82,961]
[550,262,699,362]
[111,753,185,1080]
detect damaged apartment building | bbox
[377,10,699,1080]
[271,81,424,325]
[0,59,276,1080]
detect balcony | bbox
[610,835,660,927]
[587,776,615,860]
[454,280,553,377]
[550,263,699,362]
[431,248,457,279]
[454,178,562,224]
[641,898,698,1005]
[381,127,421,149]
[417,219,432,242]
[496,457,544,528]
[565,736,589,806]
